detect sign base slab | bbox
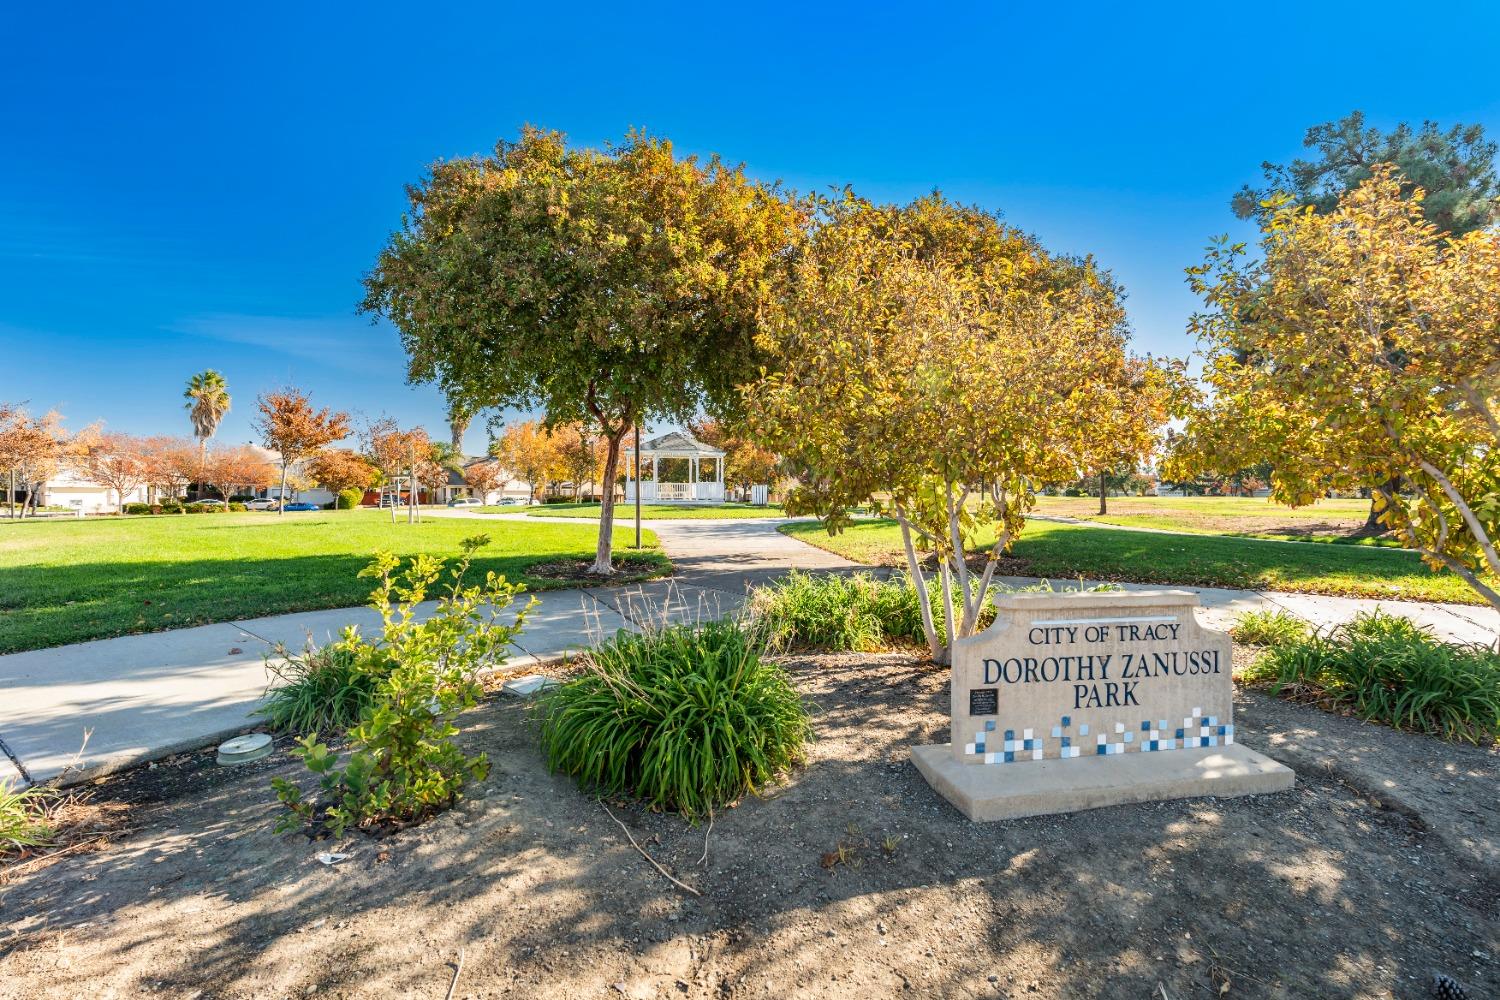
[911,742,1294,822]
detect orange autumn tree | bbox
[0,403,80,518]
[204,444,276,504]
[307,447,379,505]
[690,418,779,499]
[489,420,561,505]
[74,431,149,514]
[254,388,350,517]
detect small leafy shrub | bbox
[1230,609,1311,647]
[538,619,811,819]
[123,502,152,515]
[0,782,56,854]
[228,502,247,512]
[256,641,377,735]
[273,535,532,836]
[1245,609,1500,744]
[336,488,363,510]
[158,500,184,514]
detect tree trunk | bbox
[197,438,207,502]
[1098,469,1108,516]
[277,463,289,516]
[1363,476,1398,532]
[589,429,626,576]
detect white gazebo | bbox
[624,429,725,503]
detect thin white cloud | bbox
[173,313,406,377]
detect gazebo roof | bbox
[627,429,725,458]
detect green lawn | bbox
[0,510,668,654]
[781,517,1492,606]
[514,502,788,520]
[1033,495,1401,545]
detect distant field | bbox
[0,510,667,654]
[516,502,788,520]
[1034,495,1400,545]
[781,517,1490,606]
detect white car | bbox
[245,498,280,511]
[447,497,483,508]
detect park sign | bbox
[911,590,1294,821]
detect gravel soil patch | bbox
[1,653,1495,999]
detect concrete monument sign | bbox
[911,590,1293,821]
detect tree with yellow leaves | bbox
[749,193,1159,663]
[1170,166,1500,611]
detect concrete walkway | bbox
[1,512,1494,788]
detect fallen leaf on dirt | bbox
[227,647,242,655]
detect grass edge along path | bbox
[0,510,669,654]
[779,517,1493,607]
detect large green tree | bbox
[362,127,802,574]
[1233,111,1499,237]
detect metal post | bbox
[633,423,642,549]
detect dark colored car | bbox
[280,502,321,512]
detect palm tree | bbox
[447,400,472,454]
[184,370,231,495]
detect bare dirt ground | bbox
[1,652,1495,1000]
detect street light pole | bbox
[633,423,642,550]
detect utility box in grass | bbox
[911,590,1294,821]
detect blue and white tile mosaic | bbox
[965,709,1234,764]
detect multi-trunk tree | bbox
[750,193,1170,663]
[363,418,442,523]
[362,126,801,574]
[1170,167,1500,612]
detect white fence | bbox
[624,481,724,502]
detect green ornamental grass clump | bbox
[256,641,378,736]
[1229,608,1312,648]
[538,619,812,820]
[0,782,56,854]
[1245,609,1500,744]
[749,570,1101,653]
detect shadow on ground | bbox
[1,656,1495,999]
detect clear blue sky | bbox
[4,2,1498,454]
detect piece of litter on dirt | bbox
[228,647,242,654]
[502,674,560,698]
[315,852,350,866]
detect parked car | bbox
[193,499,226,507]
[280,501,321,512]
[495,497,526,506]
[244,498,280,511]
[378,495,403,508]
[447,497,483,508]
